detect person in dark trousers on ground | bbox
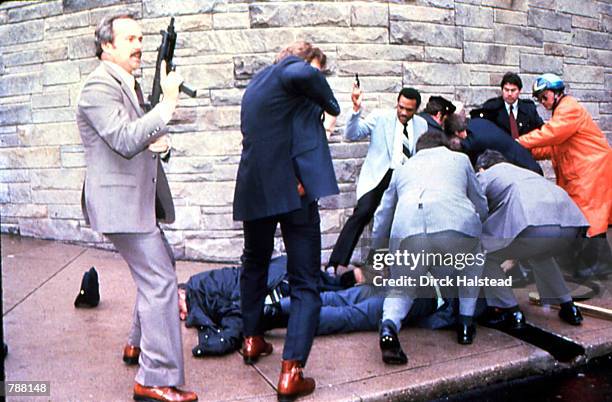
[77,14,197,402]
[475,150,587,329]
[233,41,340,402]
[444,113,543,175]
[470,72,544,138]
[418,95,456,136]
[326,86,429,275]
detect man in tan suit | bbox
[77,14,197,402]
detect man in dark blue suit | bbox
[444,114,543,175]
[470,72,543,138]
[233,41,340,402]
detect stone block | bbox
[18,218,82,241]
[0,147,60,169]
[571,16,600,31]
[494,9,527,25]
[31,189,80,205]
[0,72,42,97]
[63,0,123,13]
[179,63,234,90]
[172,130,242,158]
[211,88,244,106]
[195,108,242,132]
[337,44,423,62]
[520,54,563,74]
[568,90,610,103]
[463,43,519,65]
[32,108,76,124]
[0,169,29,183]
[0,104,32,125]
[481,0,528,10]
[0,203,47,218]
[233,55,271,80]
[424,47,462,63]
[213,12,250,29]
[143,0,215,17]
[89,4,142,26]
[32,91,71,109]
[418,0,454,8]
[319,209,343,234]
[171,181,235,207]
[141,15,213,34]
[8,1,62,22]
[336,61,402,76]
[8,183,31,203]
[557,0,599,18]
[60,149,86,168]
[543,44,587,59]
[3,49,43,66]
[587,50,612,67]
[565,65,604,84]
[572,29,609,50]
[494,25,543,47]
[456,4,494,28]
[68,35,96,60]
[250,3,350,28]
[30,168,85,190]
[0,183,8,203]
[528,0,555,7]
[0,133,20,148]
[455,87,500,108]
[333,160,359,183]
[185,237,243,262]
[404,63,471,86]
[390,4,454,24]
[165,156,214,174]
[528,8,572,32]
[48,204,84,220]
[44,11,90,33]
[462,27,494,43]
[43,61,80,85]
[201,213,241,231]
[391,21,461,48]
[351,3,389,27]
[169,206,202,230]
[0,19,43,45]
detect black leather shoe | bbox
[480,307,526,330]
[559,303,583,326]
[457,323,476,345]
[262,304,289,331]
[379,320,407,365]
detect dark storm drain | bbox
[486,322,586,362]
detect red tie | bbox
[509,104,519,139]
[134,80,146,111]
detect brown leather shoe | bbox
[277,360,315,402]
[123,345,141,365]
[241,336,273,364]
[133,383,198,402]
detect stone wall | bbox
[1,0,610,263]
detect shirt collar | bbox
[505,100,518,114]
[103,60,135,90]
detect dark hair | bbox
[443,113,467,138]
[475,149,507,170]
[415,131,449,152]
[500,72,523,90]
[397,87,421,109]
[423,96,455,117]
[95,14,135,59]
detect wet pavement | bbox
[2,234,612,401]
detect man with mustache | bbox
[77,14,197,402]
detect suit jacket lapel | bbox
[101,63,145,117]
[384,112,396,160]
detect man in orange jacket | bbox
[518,73,612,278]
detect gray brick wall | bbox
[1,0,610,263]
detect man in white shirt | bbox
[326,86,428,274]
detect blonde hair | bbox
[275,41,327,69]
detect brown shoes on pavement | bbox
[241,335,273,364]
[277,360,315,402]
[123,344,141,365]
[133,383,197,402]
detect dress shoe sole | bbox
[277,390,314,402]
[123,356,139,365]
[381,349,408,365]
[242,350,272,365]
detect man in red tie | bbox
[470,72,544,138]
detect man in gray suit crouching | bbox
[475,150,587,330]
[77,14,197,402]
[371,132,488,364]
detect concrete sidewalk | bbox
[3,234,612,402]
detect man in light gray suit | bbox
[77,14,197,402]
[326,85,429,274]
[475,150,587,329]
[371,132,488,364]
